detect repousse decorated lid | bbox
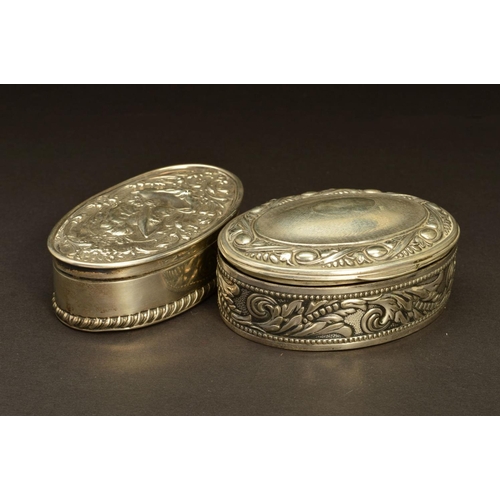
[218,188,459,285]
[48,164,243,269]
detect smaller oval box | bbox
[48,164,243,331]
[217,188,459,351]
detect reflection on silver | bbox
[217,188,459,351]
[48,164,243,331]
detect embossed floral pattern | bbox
[217,254,456,340]
[53,169,239,264]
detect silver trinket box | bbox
[217,189,459,350]
[48,164,243,331]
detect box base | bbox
[220,302,446,351]
[217,249,457,351]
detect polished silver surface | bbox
[217,188,460,350]
[218,188,459,285]
[48,164,243,331]
[49,164,243,268]
[218,248,457,351]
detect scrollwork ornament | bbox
[217,249,457,350]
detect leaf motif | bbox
[259,316,283,327]
[305,300,330,315]
[233,314,253,325]
[341,299,367,310]
[300,321,328,336]
[320,313,344,323]
[271,305,282,319]
[221,279,240,299]
[412,308,425,320]
[261,325,281,332]
[335,308,357,317]
[410,272,444,299]
[285,322,306,336]
[355,253,366,264]
[280,315,304,333]
[373,297,400,324]
[394,310,409,325]
[281,300,304,318]
[391,293,413,311]
[259,316,284,332]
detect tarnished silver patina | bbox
[48,164,243,331]
[217,188,459,350]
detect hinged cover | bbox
[218,189,459,285]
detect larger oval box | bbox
[48,164,243,331]
[217,188,459,351]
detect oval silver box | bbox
[217,189,459,351]
[48,164,243,331]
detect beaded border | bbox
[217,250,455,301]
[217,250,456,348]
[219,298,448,347]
